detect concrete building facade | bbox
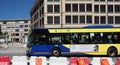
[30,0,120,28]
[0,19,30,42]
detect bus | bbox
[26,26,120,57]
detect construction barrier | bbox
[69,57,78,65]
[0,56,119,65]
[36,58,42,65]
[91,57,101,65]
[11,56,28,65]
[115,58,120,65]
[29,56,47,65]
[49,57,68,65]
[0,56,10,65]
[100,58,110,65]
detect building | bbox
[0,19,30,42]
[30,0,120,29]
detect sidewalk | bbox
[0,43,9,50]
[0,43,26,53]
[0,43,26,50]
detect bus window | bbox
[49,34,61,44]
[113,33,120,43]
[71,33,79,44]
[61,33,71,44]
[90,33,103,44]
[79,33,90,43]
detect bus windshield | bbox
[28,29,49,45]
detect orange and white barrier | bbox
[11,56,28,65]
[49,57,68,65]
[29,56,47,65]
[0,56,119,65]
[0,56,10,65]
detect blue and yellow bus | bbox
[26,26,120,57]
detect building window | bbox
[16,33,19,36]
[54,5,60,13]
[15,21,19,24]
[94,16,99,24]
[100,0,105,1]
[54,16,60,24]
[66,15,71,24]
[108,0,113,1]
[47,0,53,1]
[108,5,113,13]
[86,4,92,12]
[115,5,120,12]
[24,33,28,35]
[100,16,106,24]
[108,16,113,24]
[79,4,85,12]
[115,0,120,1]
[24,20,28,23]
[87,15,92,24]
[94,5,99,12]
[94,0,99,1]
[24,25,28,27]
[24,29,28,32]
[3,21,7,24]
[115,16,120,24]
[80,16,85,24]
[73,15,78,24]
[47,16,53,24]
[20,25,24,28]
[42,7,44,15]
[100,5,106,13]
[73,4,78,12]
[15,29,19,32]
[66,4,71,12]
[47,5,53,13]
[54,0,59,1]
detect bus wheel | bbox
[107,47,117,57]
[51,48,61,56]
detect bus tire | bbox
[107,47,117,57]
[51,48,61,56]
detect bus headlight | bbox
[26,47,31,52]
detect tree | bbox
[3,32,9,44]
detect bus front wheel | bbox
[51,48,61,56]
[107,47,117,57]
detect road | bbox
[0,43,26,59]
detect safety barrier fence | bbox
[0,56,120,65]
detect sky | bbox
[0,0,34,20]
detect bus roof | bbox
[32,27,120,33]
[83,25,113,28]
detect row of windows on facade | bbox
[2,21,28,24]
[47,16,120,24]
[66,4,120,13]
[6,25,29,28]
[15,29,29,32]
[11,33,28,36]
[33,7,44,21]
[47,4,120,13]
[33,18,44,28]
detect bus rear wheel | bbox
[107,47,117,57]
[51,48,61,56]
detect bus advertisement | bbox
[26,26,120,57]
